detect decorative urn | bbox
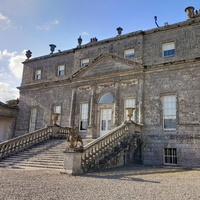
[51,113,60,125]
[126,107,135,121]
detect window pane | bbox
[29,108,37,132]
[163,95,176,130]
[124,49,134,59]
[80,103,88,131]
[99,93,114,103]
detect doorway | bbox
[100,108,112,136]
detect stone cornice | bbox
[23,18,200,64]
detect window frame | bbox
[163,148,177,165]
[57,64,65,76]
[162,95,176,131]
[34,69,42,80]
[162,42,175,57]
[124,98,136,121]
[81,58,89,67]
[29,107,37,132]
[124,49,135,59]
[53,105,61,126]
[79,103,89,131]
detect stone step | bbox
[0,138,94,169]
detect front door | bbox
[100,109,112,136]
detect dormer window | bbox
[35,69,41,80]
[81,58,89,67]
[124,49,134,59]
[162,42,175,57]
[57,65,65,76]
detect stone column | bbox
[113,82,120,126]
[86,86,96,138]
[69,88,76,127]
[137,76,144,125]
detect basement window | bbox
[164,148,177,165]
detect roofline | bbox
[23,17,200,64]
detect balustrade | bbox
[81,123,136,172]
[0,126,71,160]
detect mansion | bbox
[6,6,200,167]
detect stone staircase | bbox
[0,139,92,170]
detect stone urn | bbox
[185,6,195,19]
[49,44,56,54]
[52,113,60,126]
[126,107,135,121]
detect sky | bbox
[0,0,200,103]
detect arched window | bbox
[99,93,114,103]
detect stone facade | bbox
[15,13,200,167]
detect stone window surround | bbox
[124,48,135,59]
[163,147,177,165]
[81,58,89,67]
[161,94,177,131]
[79,102,89,132]
[52,104,62,126]
[34,69,42,80]
[57,64,65,76]
[162,41,175,57]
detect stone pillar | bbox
[137,76,144,125]
[69,88,76,127]
[63,149,83,175]
[113,82,120,127]
[87,86,96,138]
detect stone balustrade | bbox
[0,126,71,160]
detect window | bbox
[163,95,176,130]
[57,65,65,76]
[53,105,61,125]
[29,108,37,132]
[124,98,136,121]
[124,49,134,59]
[164,148,177,165]
[81,58,89,67]
[80,103,88,131]
[35,69,41,80]
[162,42,175,57]
[99,93,114,103]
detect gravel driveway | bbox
[0,165,199,200]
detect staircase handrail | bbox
[83,123,127,150]
[81,123,132,172]
[0,126,52,160]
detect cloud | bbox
[36,19,59,31]
[0,82,19,103]
[0,12,12,30]
[8,50,26,80]
[0,49,25,80]
[82,31,89,36]
[0,49,16,61]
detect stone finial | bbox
[49,44,56,54]
[25,50,32,59]
[116,27,123,35]
[90,37,98,43]
[78,36,82,46]
[185,6,195,18]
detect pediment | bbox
[71,54,142,79]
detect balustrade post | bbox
[62,149,84,175]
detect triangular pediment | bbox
[71,54,143,79]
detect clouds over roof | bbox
[0,50,26,102]
[35,19,59,31]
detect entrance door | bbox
[100,109,112,136]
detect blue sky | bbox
[0,0,200,103]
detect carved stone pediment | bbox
[71,54,143,80]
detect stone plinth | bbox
[63,149,83,175]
